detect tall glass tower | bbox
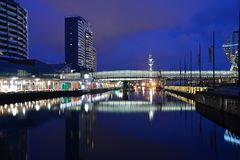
[65,16,96,72]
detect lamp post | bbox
[179,61,182,86]
[198,43,202,86]
[190,50,193,93]
[238,11,240,87]
[184,55,187,86]
[212,32,216,87]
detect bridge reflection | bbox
[0,90,197,160]
[0,90,238,160]
[95,101,194,113]
[0,90,196,118]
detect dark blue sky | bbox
[16,0,239,71]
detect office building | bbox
[92,47,96,71]
[65,16,96,72]
[0,0,28,60]
[85,31,96,71]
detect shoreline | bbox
[0,88,120,105]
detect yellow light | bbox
[151,82,156,86]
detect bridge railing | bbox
[161,71,237,79]
[93,70,161,79]
[93,70,237,80]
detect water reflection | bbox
[224,130,240,146]
[0,90,239,160]
[0,129,27,160]
[0,93,110,117]
[65,109,95,160]
[0,106,96,160]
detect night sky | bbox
[16,0,239,71]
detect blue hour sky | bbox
[16,0,239,71]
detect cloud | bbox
[16,0,238,70]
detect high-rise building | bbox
[92,47,97,71]
[85,31,96,71]
[0,0,28,60]
[65,16,96,72]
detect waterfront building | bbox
[222,31,239,71]
[0,0,28,60]
[65,16,96,72]
[0,57,69,77]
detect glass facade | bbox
[222,31,239,71]
[85,31,96,71]
[65,16,96,72]
[0,0,28,60]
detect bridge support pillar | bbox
[123,81,129,91]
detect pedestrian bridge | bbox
[93,70,236,81]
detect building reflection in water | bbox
[0,108,96,160]
[0,93,110,117]
[0,90,239,160]
[65,108,95,160]
[0,129,28,160]
[0,93,109,160]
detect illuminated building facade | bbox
[222,31,239,71]
[92,48,97,71]
[0,0,28,60]
[85,31,96,71]
[65,16,96,72]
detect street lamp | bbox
[238,11,240,87]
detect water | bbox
[0,90,240,160]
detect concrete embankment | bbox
[164,86,240,118]
[0,88,120,104]
[195,89,240,117]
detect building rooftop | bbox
[0,57,68,76]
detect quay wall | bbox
[195,92,240,117]
[0,87,120,104]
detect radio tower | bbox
[148,49,154,71]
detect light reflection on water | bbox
[224,130,240,146]
[0,92,111,117]
[0,90,239,160]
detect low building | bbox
[0,57,69,76]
